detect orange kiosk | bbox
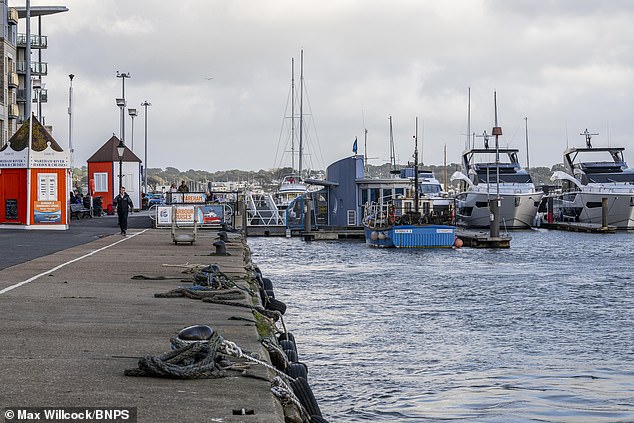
[0,116,70,229]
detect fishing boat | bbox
[362,119,457,248]
[549,129,634,229]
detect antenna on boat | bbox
[414,117,420,214]
[466,87,471,150]
[524,117,530,170]
[291,57,295,172]
[298,49,304,178]
[476,130,490,149]
[581,128,598,148]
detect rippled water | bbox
[248,230,634,422]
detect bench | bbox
[70,203,92,219]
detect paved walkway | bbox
[0,228,285,422]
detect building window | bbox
[38,173,58,201]
[347,209,356,226]
[94,172,108,192]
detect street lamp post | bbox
[141,100,151,194]
[115,98,126,192]
[128,108,137,152]
[117,139,125,192]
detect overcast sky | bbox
[23,0,634,173]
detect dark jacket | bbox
[114,193,133,214]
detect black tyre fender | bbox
[290,377,322,417]
[266,298,286,315]
[283,348,298,363]
[261,277,274,291]
[279,339,297,354]
[278,332,295,343]
[285,362,308,380]
[265,289,275,300]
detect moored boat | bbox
[548,130,634,229]
[362,118,457,248]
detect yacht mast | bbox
[493,91,501,200]
[414,117,420,214]
[291,58,295,172]
[298,49,304,178]
[389,115,396,172]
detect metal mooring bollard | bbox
[213,240,227,255]
[217,231,229,242]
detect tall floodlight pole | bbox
[141,101,151,194]
[116,71,130,144]
[68,74,74,170]
[128,108,137,152]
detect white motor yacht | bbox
[451,146,543,229]
[549,131,634,229]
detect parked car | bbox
[148,193,165,207]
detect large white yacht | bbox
[451,142,543,229]
[549,131,634,229]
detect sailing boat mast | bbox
[389,115,396,172]
[414,117,420,214]
[298,49,304,178]
[291,57,295,172]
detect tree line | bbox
[71,162,565,193]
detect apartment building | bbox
[0,1,67,147]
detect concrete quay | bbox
[0,227,286,422]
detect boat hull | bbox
[455,191,543,229]
[364,225,456,248]
[556,191,634,229]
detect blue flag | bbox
[353,137,358,154]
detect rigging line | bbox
[301,82,325,170]
[273,81,294,170]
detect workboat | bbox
[363,196,456,248]
[549,130,634,229]
[362,119,456,248]
[451,135,543,229]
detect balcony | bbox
[16,34,48,49]
[8,104,19,119]
[8,8,18,25]
[7,72,18,88]
[16,61,48,76]
[35,89,48,103]
[16,89,47,103]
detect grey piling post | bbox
[602,197,608,229]
[489,198,500,238]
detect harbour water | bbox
[249,230,634,422]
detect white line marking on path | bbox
[0,229,150,295]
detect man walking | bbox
[113,186,134,235]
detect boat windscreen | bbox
[587,173,634,183]
[477,173,533,184]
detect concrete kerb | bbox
[0,228,285,423]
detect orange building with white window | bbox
[87,135,141,213]
[0,116,70,229]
